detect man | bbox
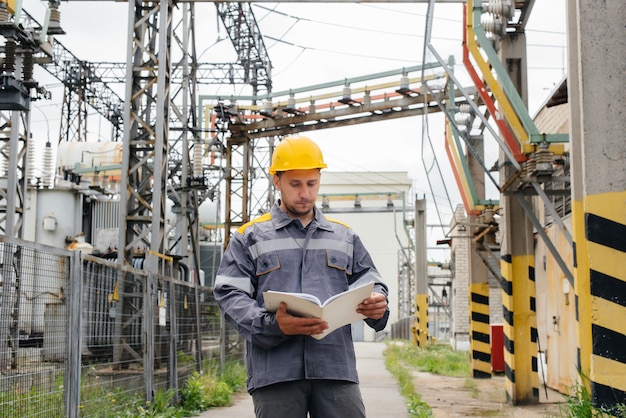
[213,135,389,418]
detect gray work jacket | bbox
[214,201,389,393]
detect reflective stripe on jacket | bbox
[213,201,389,393]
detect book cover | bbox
[263,282,375,340]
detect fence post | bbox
[144,272,155,402]
[65,252,83,418]
[0,243,16,370]
[168,276,179,397]
[219,312,226,370]
[193,275,203,372]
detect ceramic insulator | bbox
[193,141,203,178]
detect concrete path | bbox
[198,341,408,417]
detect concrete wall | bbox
[534,89,576,392]
[535,216,578,392]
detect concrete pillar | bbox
[498,32,540,404]
[413,198,429,347]
[450,206,471,351]
[567,0,626,411]
[469,281,491,377]
[468,133,492,378]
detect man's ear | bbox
[272,173,280,190]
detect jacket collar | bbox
[271,200,333,232]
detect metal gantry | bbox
[115,0,275,266]
[0,4,54,238]
[215,2,272,97]
[116,0,172,272]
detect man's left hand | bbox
[357,292,387,320]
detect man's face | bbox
[274,169,321,219]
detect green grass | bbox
[384,340,472,418]
[0,372,65,418]
[384,340,626,418]
[555,379,626,418]
[390,341,471,377]
[0,360,248,418]
[179,360,247,415]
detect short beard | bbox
[283,202,313,218]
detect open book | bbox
[263,282,374,340]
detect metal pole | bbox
[65,252,83,418]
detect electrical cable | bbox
[253,3,461,63]
[358,2,462,24]
[264,35,420,65]
[257,3,439,40]
[419,0,457,237]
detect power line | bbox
[255,4,461,43]
[264,35,421,64]
[358,3,462,24]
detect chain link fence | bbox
[0,236,242,417]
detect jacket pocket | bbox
[255,253,280,276]
[326,249,351,273]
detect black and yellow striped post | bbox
[413,294,429,347]
[413,198,430,348]
[572,193,626,409]
[567,0,626,412]
[500,250,540,404]
[470,282,491,377]
[586,196,626,407]
[497,29,540,404]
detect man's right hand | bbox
[275,302,329,336]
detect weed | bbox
[176,350,195,365]
[136,389,183,418]
[180,361,247,414]
[556,380,626,418]
[0,360,247,417]
[384,341,475,417]
[387,341,470,377]
[385,342,433,418]
[218,361,247,393]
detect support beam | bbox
[498,31,539,405]
[468,127,492,378]
[567,0,626,412]
[118,0,172,270]
[413,198,429,347]
[115,0,173,391]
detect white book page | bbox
[313,283,374,339]
[263,291,323,318]
[263,282,375,340]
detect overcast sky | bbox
[28,0,567,238]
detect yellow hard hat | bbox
[269,136,327,175]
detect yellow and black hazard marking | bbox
[500,253,540,404]
[501,253,515,399]
[470,282,491,378]
[583,192,626,411]
[413,294,429,347]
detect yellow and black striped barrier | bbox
[577,191,626,411]
[470,282,491,378]
[413,294,429,347]
[501,253,540,404]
